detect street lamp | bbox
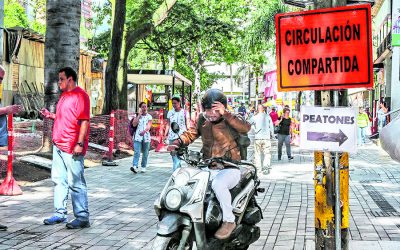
[347,0,375,6]
[283,0,314,8]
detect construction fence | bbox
[0,110,133,180]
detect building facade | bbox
[371,0,400,128]
[81,0,93,44]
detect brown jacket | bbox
[177,112,251,161]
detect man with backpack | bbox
[130,102,152,173]
[168,89,251,240]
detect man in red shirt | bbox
[41,67,91,229]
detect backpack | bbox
[128,117,138,137]
[197,113,250,160]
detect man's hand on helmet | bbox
[212,101,226,115]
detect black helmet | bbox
[201,89,227,109]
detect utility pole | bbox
[314,1,349,250]
[278,2,372,248]
[248,68,251,104]
[0,0,3,103]
[0,0,4,62]
[230,64,233,105]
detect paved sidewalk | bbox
[0,141,400,249]
[256,141,400,250]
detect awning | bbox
[127,69,192,87]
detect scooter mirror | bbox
[171,122,180,134]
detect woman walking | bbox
[276,108,293,161]
[377,101,388,132]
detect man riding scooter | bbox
[168,89,251,240]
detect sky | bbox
[91,0,110,33]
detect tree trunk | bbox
[104,0,126,114]
[194,68,201,95]
[230,65,233,98]
[117,33,128,110]
[161,54,166,70]
[43,0,81,152]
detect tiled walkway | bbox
[1,142,400,249]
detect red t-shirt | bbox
[52,86,90,155]
[270,111,279,124]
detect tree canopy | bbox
[4,1,29,28]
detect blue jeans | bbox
[52,145,89,221]
[277,134,291,160]
[358,126,367,145]
[169,139,181,171]
[133,140,150,168]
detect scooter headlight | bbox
[165,188,182,211]
[174,171,190,187]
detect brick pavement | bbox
[1,141,400,249]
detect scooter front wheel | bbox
[152,232,193,250]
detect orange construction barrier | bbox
[0,114,22,195]
[156,109,168,152]
[102,111,118,166]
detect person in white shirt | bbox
[164,97,187,171]
[250,104,275,175]
[130,102,153,173]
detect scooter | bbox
[152,122,265,250]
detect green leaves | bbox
[4,0,47,34]
[130,0,247,90]
[4,1,29,28]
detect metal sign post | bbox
[277,2,373,249]
[0,0,3,62]
[334,91,341,250]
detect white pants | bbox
[211,168,241,223]
[254,139,272,173]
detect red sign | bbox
[275,5,373,91]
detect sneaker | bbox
[288,156,294,160]
[141,168,147,173]
[130,166,138,174]
[43,215,67,225]
[66,219,90,229]
[0,224,7,231]
[215,222,236,240]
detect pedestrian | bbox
[248,105,255,119]
[278,104,291,118]
[275,108,294,160]
[238,101,247,117]
[250,104,274,175]
[0,65,23,231]
[164,97,187,171]
[0,65,23,148]
[357,107,369,146]
[269,106,279,125]
[365,106,373,122]
[41,67,90,229]
[191,105,199,127]
[288,111,299,146]
[377,101,388,132]
[130,102,152,173]
[168,89,251,240]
